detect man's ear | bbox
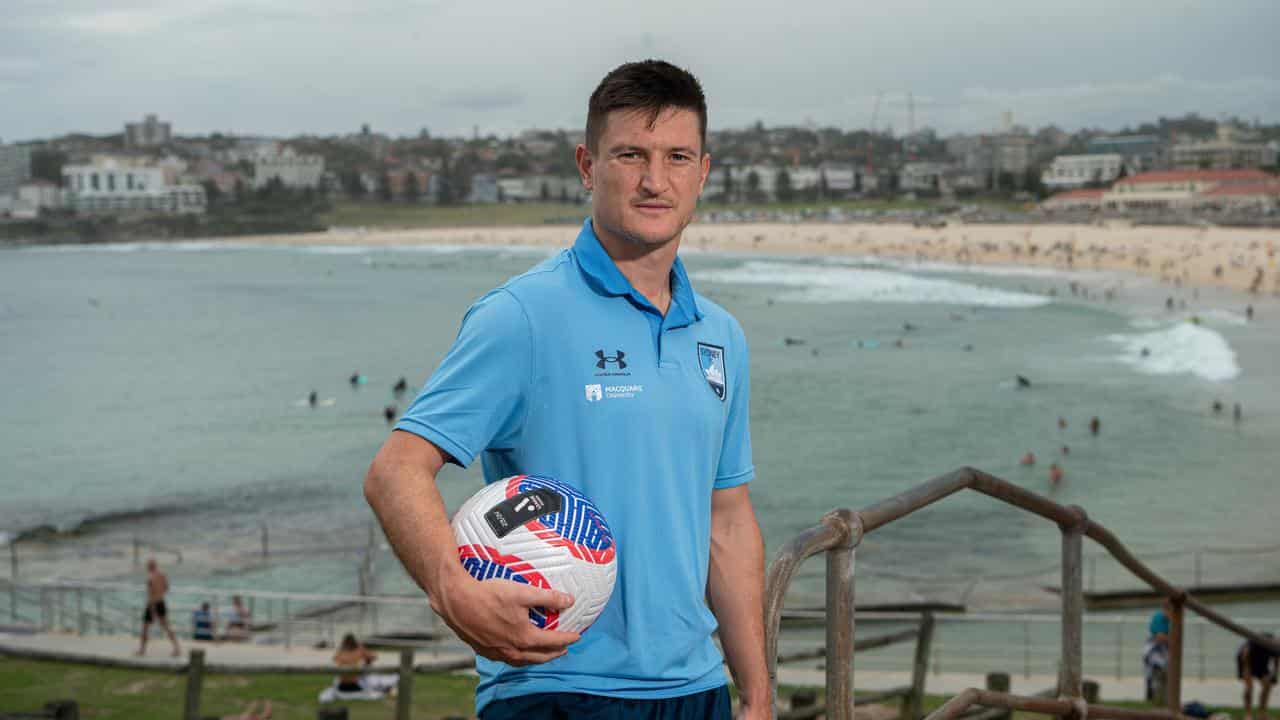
[575,144,594,191]
[698,152,711,196]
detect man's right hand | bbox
[432,571,580,667]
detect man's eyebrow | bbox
[606,143,701,155]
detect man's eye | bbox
[618,151,641,160]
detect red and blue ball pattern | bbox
[454,474,616,631]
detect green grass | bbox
[317,197,1030,231]
[0,657,476,720]
[5,656,1253,720]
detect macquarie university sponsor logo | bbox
[697,342,726,401]
[583,382,643,403]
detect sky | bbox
[3,0,1279,143]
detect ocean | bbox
[3,236,1279,616]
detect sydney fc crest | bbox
[697,342,726,401]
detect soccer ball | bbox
[450,474,617,633]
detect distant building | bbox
[253,148,324,189]
[1194,181,1280,213]
[1085,134,1163,171]
[0,142,33,197]
[1041,154,1126,190]
[385,168,431,200]
[18,180,64,211]
[125,114,173,148]
[899,162,950,193]
[1102,169,1274,212]
[994,131,1032,177]
[1170,125,1268,170]
[63,156,206,215]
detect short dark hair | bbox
[585,60,707,153]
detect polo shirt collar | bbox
[573,218,704,326]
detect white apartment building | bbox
[62,157,206,215]
[253,148,324,189]
[1041,154,1126,190]
[899,162,951,192]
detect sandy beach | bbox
[230,221,1280,296]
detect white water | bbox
[694,260,1051,308]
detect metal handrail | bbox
[764,466,1280,720]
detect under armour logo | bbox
[595,349,626,370]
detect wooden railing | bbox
[763,466,1280,720]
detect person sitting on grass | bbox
[211,699,272,720]
[334,633,378,692]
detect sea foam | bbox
[1105,323,1240,382]
[692,260,1050,307]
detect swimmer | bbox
[1246,305,1254,321]
[1089,417,1101,435]
[392,377,408,396]
[1140,347,1150,358]
[1212,400,1223,415]
[1016,375,1032,389]
[383,405,397,425]
[1019,452,1036,466]
[1061,445,1070,456]
[1058,417,1067,430]
[1234,403,1243,424]
[308,391,318,408]
[1049,463,1064,484]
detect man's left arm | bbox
[709,483,770,718]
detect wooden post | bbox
[42,700,79,720]
[1059,512,1085,699]
[396,648,414,720]
[825,538,856,720]
[183,649,205,720]
[904,612,934,720]
[985,673,1012,720]
[1167,598,1184,714]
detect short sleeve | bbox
[394,289,532,468]
[714,320,754,489]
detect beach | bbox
[229,220,1280,296]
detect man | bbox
[192,601,215,641]
[365,60,768,719]
[1238,633,1278,720]
[136,558,181,657]
[1143,598,1173,701]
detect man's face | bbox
[577,107,710,249]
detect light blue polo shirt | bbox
[395,218,754,712]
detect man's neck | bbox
[593,220,680,315]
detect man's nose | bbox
[639,158,668,194]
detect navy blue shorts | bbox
[480,685,732,720]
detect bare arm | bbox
[707,484,769,718]
[364,430,579,666]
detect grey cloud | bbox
[441,88,526,112]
